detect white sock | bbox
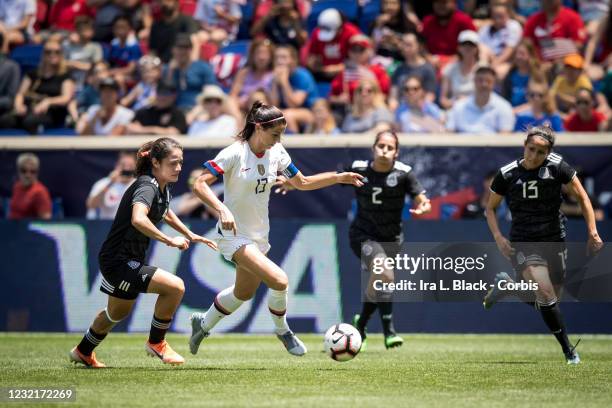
[268,288,290,335]
[201,286,243,332]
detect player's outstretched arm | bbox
[285,171,364,191]
[565,176,604,254]
[409,193,432,215]
[163,209,218,251]
[485,192,514,259]
[192,169,237,235]
[131,203,189,250]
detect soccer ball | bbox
[323,323,362,362]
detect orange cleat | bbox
[69,347,106,368]
[145,340,185,365]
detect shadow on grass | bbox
[65,366,270,372]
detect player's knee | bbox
[234,288,255,301]
[270,275,288,291]
[173,278,185,297]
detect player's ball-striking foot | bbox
[189,312,210,355]
[565,339,582,365]
[145,340,185,365]
[69,347,106,368]
[384,333,404,349]
[483,271,513,309]
[276,330,307,356]
[352,314,367,352]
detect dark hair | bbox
[136,137,183,176]
[575,86,595,102]
[525,125,555,150]
[113,15,132,28]
[246,39,274,72]
[380,0,417,34]
[0,32,4,50]
[275,44,299,62]
[373,129,400,151]
[75,16,94,30]
[237,101,286,141]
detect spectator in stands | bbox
[77,77,134,136]
[523,0,586,62]
[108,15,142,83]
[420,0,476,67]
[447,64,515,133]
[329,35,390,107]
[163,33,217,110]
[269,44,318,133]
[251,0,307,50]
[14,38,75,134]
[369,0,417,61]
[478,2,522,80]
[187,84,237,138]
[564,87,608,132]
[304,8,361,81]
[121,55,161,110]
[304,98,340,135]
[551,54,593,115]
[462,170,509,220]
[169,167,221,219]
[439,30,480,110]
[577,0,609,36]
[561,168,605,221]
[89,0,127,43]
[127,79,188,134]
[389,33,436,111]
[47,0,94,34]
[85,151,136,219]
[149,0,198,63]
[193,0,242,46]
[396,76,445,133]
[514,80,564,132]
[0,32,20,129]
[8,152,52,220]
[341,78,393,133]
[253,0,310,25]
[245,87,270,110]
[512,0,541,25]
[229,38,274,112]
[76,61,110,114]
[584,7,612,81]
[0,0,36,53]
[602,69,612,108]
[501,40,544,109]
[64,16,103,90]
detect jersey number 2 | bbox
[255,178,268,194]
[522,180,538,199]
[372,187,383,204]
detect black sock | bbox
[359,301,377,328]
[378,301,396,336]
[77,328,107,356]
[538,302,572,353]
[149,315,172,344]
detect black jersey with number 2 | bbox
[349,160,425,242]
[490,153,576,242]
[99,175,171,266]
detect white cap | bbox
[317,9,342,42]
[458,30,479,45]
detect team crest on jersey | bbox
[539,167,553,179]
[362,243,373,257]
[386,173,398,187]
[257,164,266,176]
[516,252,525,265]
[127,260,141,270]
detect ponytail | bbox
[136,137,183,176]
[236,100,286,141]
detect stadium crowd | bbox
[0,0,610,136]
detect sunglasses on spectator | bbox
[404,85,422,92]
[350,46,367,53]
[576,99,591,105]
[19,168,38,175]
[359,88,374,94]
[527,92,544,98]
[44,49,62,55]
[204,98,222,104]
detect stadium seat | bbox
[359,0,380,33]
[237,2,255,40]
[307,0,360,32]
[40,128,77,136]
[52,197,64,219]
[0,129,29,136]
[9,44,43,73]
[219,40,250,56]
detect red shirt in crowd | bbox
[420,11,476,56]
[48,0,94,31]
[523,7,586,61]
[564,110,607,132]
[304,22,361,66]
[9,181,52,220]
[330,64,390,101]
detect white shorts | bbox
[216,233,271,262]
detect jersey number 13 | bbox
[522,180,538,199]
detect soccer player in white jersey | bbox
[189,101,364,356]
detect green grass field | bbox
[1,333,611,407]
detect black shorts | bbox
[349,234,401,271]
[510,241,567,285]
[99,260,157,300]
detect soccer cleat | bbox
[276,330,307,356]
[69,347,106,368]
[145,340,185,365]
[565,339,581,365]
[483,272,513,309]
[384,333,404,349]
[352,314,368,347]
[189,312,210,355]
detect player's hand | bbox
[168,236,190,251]
[274,176,295,195]
[495,236,514,260]
[410,198,431,215]
[189,234,218,251]
[219,206,237,236]
[587,232,603,256]
[337,172,364,187]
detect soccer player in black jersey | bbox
[69,137,217,368]
[349,130,431,350]
[484,126,603,364]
